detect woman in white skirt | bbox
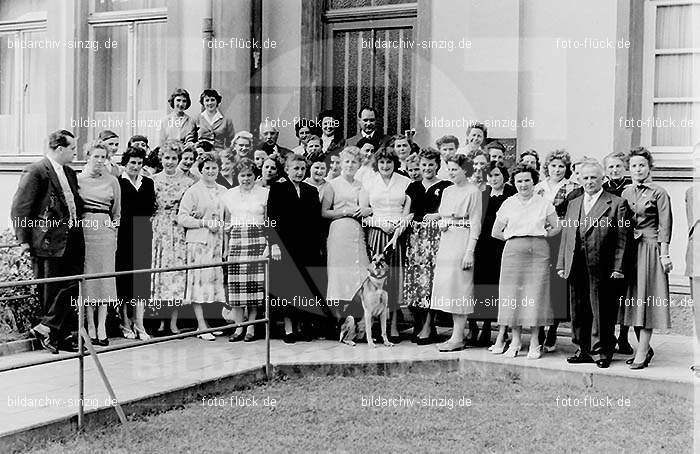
[430,154,482,352]
[490,164,560,359]
[78,141,121,346]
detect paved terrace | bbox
[0,331,698,450]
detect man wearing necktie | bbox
[11,130,85,353]
[556,159,630,368]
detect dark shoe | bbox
[283,332,296,344]
[616,340,634,355]
[31,328,59,355]
[228,332,245,342]
[60,341,87,353]
[596,358,612,368]
[438,340,466,352]
[416,335,436,346]
[475,330,492,347]
[90,338,99,345]
[388,335,402,344]
[626,347,654,365]
[567,351,595,364]
[590,342,602,355]
[629,348,654,370]
[98,338,109,347]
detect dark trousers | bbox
[569,249,617,358]
[31,228,84,340]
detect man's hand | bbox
[610,271,624,279]
[20,243,30,253]
[271,244,282,261]
[557,270,566,278]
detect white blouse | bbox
[364,172,411,223]
[221,185,269,226]
[496,194,555,240]
[534,178,568,204]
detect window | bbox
[642,1,699,161]
[0,25,47,155]
[88,2,166,147]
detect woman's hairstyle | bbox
[196,140,214,153]
[168,88,192,110]
[486,140,505,152]
[339,145,362,162]
[98,130,119,141]
[285,152,307,168]
[306,150,327,165]
[519,148,540,169]
[127,135,148,148]
[144,147,163,172]
[232,130,254,146]
[629,147,654,168]
[487,161,510,182]
[294,119,314,138]
[418,147,442,168]
[160,140,183,160]
[542,148,573,179]
[305,134,322,146]
[197,151,220,172]
[509,163,540,186]
[372,146,400,171]
[48,129,74,149]
[604,150,630,169]
[120,146,147,166]
[469,149,488,162]
[436,135,459,149]
[467,122,488,141]
[234,157,256,175]
[445,154,475,177]
[85,140,109,157]
[182,143,199,161]
[199,89,222,106]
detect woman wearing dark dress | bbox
[116,146,157,340]
[471,162,515,347]
[403,148,451,344]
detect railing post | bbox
[77,278,85,431]
[265,260,270,380]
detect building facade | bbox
[0,0,696,288]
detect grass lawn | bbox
[28,370,692,453]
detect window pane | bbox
[656,5,700,49]
[135,21,166,145]
[0,34,17,154]
[652,103,697,147]
[23,30,47,155]
[94,0,167,13]
[92,25,129,143]
[654,53,699,98]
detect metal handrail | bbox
[0,257,272,430]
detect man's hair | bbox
[577,158,604,176]
[486,140,505,153]
[357,105,377,118]
[436,135,459,149]
[48,130,74,150]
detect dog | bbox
[339,251,393,348]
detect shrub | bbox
[0,229,39,340]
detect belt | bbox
[83,209,111,215]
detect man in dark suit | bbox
[267,154,324,343]
[259,120,294,161]
[11,130,85,353]
[345,106,387,150]
[557,159,630,368]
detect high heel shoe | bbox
[502,343,522,358]
[489,340,510,354]
[626,347,654,365]
[120,323,136,340]
[629,348,654,370]
[133,326,151,341]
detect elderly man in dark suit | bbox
[345,106,387,150]
[11,130,85,353]
[259,120,294,160]
[267,154,324,343]
[557,159,630,368]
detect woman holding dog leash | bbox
[429,154,482,352]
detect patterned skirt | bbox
[184,232,225,304]
[403,221,441,309]
[227,225,267,307]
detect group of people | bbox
[10,87,699,373]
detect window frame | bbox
[86,7,167,145]
[0,14,47,156]
[641,0,699,167]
